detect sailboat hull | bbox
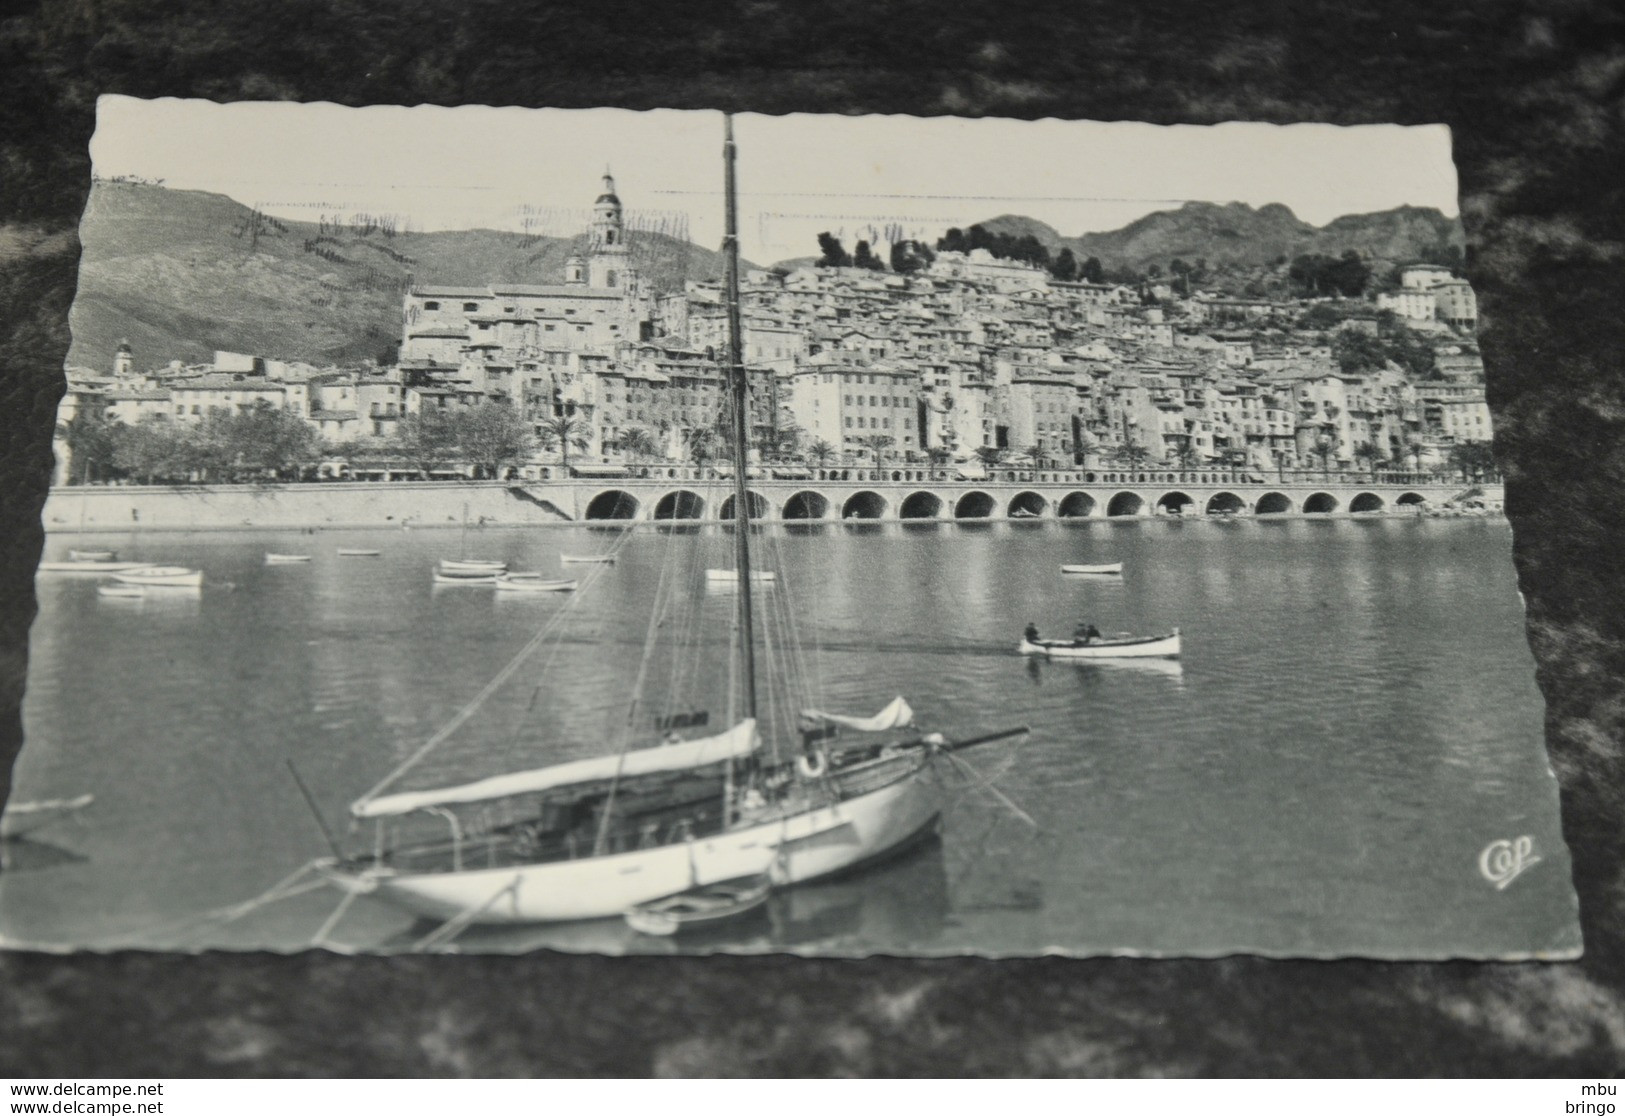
[347,763,941,924]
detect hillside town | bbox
[55,173,1494,486]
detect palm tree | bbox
[1021,443,1044,471]
[858,433,894,473]
[538,414,589,473]
[618,425,660,462]
[1174,441,1202,472]
[1115,443,1152,470]
[806,438,836,469]
[927,445,953,477]
[1353,441,1383,475]
[974,445,1008,470]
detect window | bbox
[423,301,440,311]
[844,395,851,405]
[845,417,852,428]
[463,302,479,312]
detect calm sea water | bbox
[3,517,1579,958]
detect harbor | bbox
[4,515,1574,957]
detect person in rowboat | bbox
[1073,622,1102,645]
[1024,622,1040,644]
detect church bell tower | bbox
[588,170,631,290]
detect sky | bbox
[91,97,1460,265]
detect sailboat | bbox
[309,118,1026,932]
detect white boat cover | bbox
[352,719,761,819]
[800,696,913,732]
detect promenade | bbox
[40,469,1495,533]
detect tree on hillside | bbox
[852,239,885,271]
[816,232,852,268]
[1051,248,1078,281]
[1333,329,1388,374]
[457,402,533,478]
[396,409,459,479]
[889,239,935,274]
[937,227,968,254]
[1081,256,1105,283]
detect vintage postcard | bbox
[0,98,1579,957]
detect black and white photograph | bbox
[0,98,1579,959]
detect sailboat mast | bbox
[722,113,758,722]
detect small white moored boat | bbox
[38,560,156,574]
[97,584,146,599]
[1060,562,1123,575]
[1019,628,1181,659]
[337,548,381,557]
[69,549,116,562]
[624,875,773,936]
[113,566,203,588]
[494,575,577,593]
[265,553,312,564]
[705,568,777,582]
[560,554,616,565]
[441,558,507,572]
[433,569,500,585]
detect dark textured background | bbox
[3,0,1624,1077]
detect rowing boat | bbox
[494,575,577,593]
[441,558,507,572]
[68,549,116,562]
[113,566,203,588]
[265,553,312,564]
[705,568,777,582]
[337,548,381,557]
[1060,562,1123,575]
[97,584,146,599]
[623,874,772,936]
[38,560,156,574]
[432,569,499,585]
[560,554,616,565]
[1018,628,1181,659]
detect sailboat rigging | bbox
[305,116,1028,933]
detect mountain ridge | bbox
[972,201,1464,275]
[69,182,738,370]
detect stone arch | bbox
[899,491,945,519]
[781,490,830,520]
[653,490,706,520]
[1057,491,1096,518]
[1156,491,1195,515]
[584,489,639,520]
[1349,492,1385,513]
[1107,491,1145,517]
[1008,491,1048,518]
[1303,492,1339,514]
[1397,491,1427,507]
[1254,491,1294,515]
[842,490,888,519]
[718,491,771,520]
[954,491,996,519]
[1206,491,1246,515]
